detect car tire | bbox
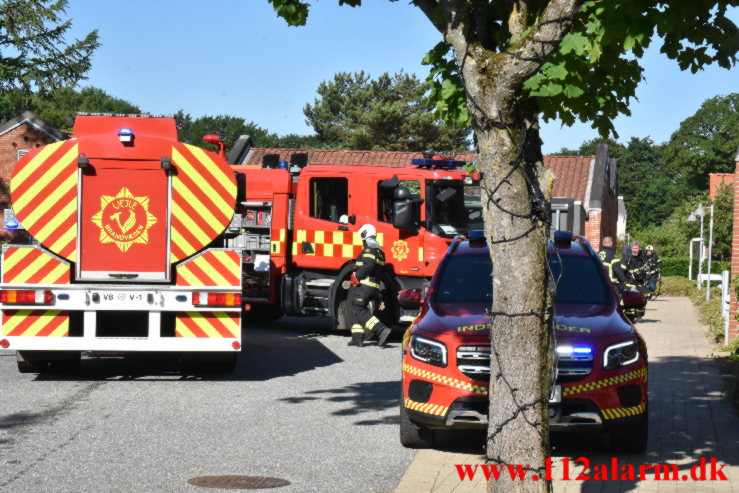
[609,407,648,453]
[400,390,433,448]
[16,351,49,374]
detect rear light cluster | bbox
[0,290,53,304]
[191,292,241,307]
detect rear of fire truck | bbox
[0,114,243,374]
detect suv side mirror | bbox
[398,288,422,309]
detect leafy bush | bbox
[661,276,695,296]
[688,287,725,342]
[660,257,730,278]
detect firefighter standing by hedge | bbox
[623,241,649,321]
[347,224,392,347]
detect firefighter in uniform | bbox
[598,236,627,291]
[347,224,392,347]
[644,245,662,292]
[623,241,648,321]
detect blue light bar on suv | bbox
[553,230,573,245]
[469,230,485,241]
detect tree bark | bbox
[424,0,581,490]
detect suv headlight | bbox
[603,339,640,371]
[410,335,447,367]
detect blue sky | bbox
[65,1,737,154]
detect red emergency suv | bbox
[399,231,648,452]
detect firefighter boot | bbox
[348,324,365,347]
[365,316,391,347]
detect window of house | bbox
[377,180,421,223]
[309,177,348,222]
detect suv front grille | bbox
[456,345,595,384]
[556,349,594,383]
[457,346,491,381]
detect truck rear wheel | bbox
[244,304,284,323]
[16,351,49,374]
[179,352,237,374]
[400,389,433,448]
[48,352,81,372]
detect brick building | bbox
[240,144,620,249]
[0,112,67,240]
[709,172,734,199]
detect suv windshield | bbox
[427,182,483,238]
[434,251,611,305]
[549,254,611,305]
[434,254,492,303]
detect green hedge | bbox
[660,257,730,278]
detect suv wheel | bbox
[609,406,648,453]
[399,390,433,448]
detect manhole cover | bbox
[188,475,290,490]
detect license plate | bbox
[549,384,562,404]
[97,291,148,304]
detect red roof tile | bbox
[244,148,593,202]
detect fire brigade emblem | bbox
[392,240,410,261]
[91,187,157,252]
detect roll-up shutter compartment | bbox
[78,160,170,282]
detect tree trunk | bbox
[476,92,555,491]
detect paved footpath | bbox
[394,296,739,492]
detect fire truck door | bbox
[293,175,356,270]
[370,177,424,275]
[78,160,170,281]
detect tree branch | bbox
[501,0,583,86]
[411,0,445,34]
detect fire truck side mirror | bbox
[392,186,415,231]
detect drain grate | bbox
[188,475,291,490]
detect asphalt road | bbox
[0,317,414,493]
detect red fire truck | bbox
[0,114,244,373]
[0,114,480,373]
[228,151,482,330]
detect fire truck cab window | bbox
[310,177,348,222]
[378,180,421,223]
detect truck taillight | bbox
[0,290,53,304]
[192,292,241,307]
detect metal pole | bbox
[706,205,714,301]
[689,239,693,281]
[697,215,704,289]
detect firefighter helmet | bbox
[359,224,377,240]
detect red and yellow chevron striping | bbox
[2,247,70,284]
[403,362,488,395]
[291,230,385,258]
[601,401,647,420]
[562,367,647,397]
[170,143,237,262]
[1,310,69,337]
[10,141,79,261]
[175,311,240,338]
[176,250,241,287]
[404,397,449,417]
